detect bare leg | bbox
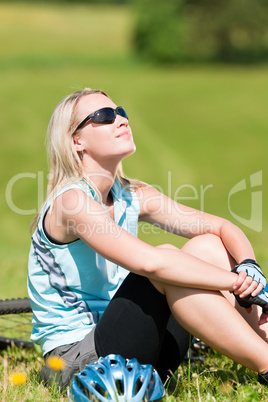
[163,283,268,374]
[152,237,268,374]
[181,234,268,342]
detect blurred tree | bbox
[133,0,187,63]
[188,0,268,63]
[132,0,268,63]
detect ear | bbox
[73,135,84,153]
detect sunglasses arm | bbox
[76,115,93,131]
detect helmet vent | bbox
[97,367,105,375]
[115,379,124,396]
[76,376,91,398]
[93,381,108,397]
[134,376,144,395]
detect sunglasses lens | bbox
[92,108,116,124]
[86,107,128,126]
[117,107,128,120]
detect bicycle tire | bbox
[0,298,34,349]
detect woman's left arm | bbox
[136,184,256,270]
[137,185,265,300]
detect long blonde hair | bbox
[31,88,141,230]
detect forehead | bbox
[76,94,116,118]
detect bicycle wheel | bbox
[0,298,34,349]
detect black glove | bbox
[232,285,268,313]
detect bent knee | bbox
[182,234,234,269]
[182,233,222,254]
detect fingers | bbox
[251,282,264,297]
[233,270,248,291]
[234,259,266,288]
[233,271,264,298]
[239,281,263,298]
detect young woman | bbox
[28,88,268,391]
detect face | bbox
[73,94,136,165]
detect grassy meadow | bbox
[1,2,268,400]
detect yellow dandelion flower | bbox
[46,356,66,371]
[9,372,27,385]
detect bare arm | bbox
[137,184,255,264]
[46,188,250,293]
[136,184,264,298]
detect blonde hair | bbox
[31,88,141,230]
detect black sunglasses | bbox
[76,106,128,131]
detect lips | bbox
[116,131,132,138]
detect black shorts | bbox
[40,273,190,390]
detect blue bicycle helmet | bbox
[68,354,165,401]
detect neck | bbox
[82,156,119,204]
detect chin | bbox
[118,145,136,161]
[127,143,136,156]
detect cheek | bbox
[87,138,111,156]
[84,132,117,158]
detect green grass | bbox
[1,2,268,400]
[1,346,268,401]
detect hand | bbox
[232,259,268,313]
[233,270,264,299]
[232,259,266,288]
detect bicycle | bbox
[0,297,211,359]
[0,298,34,349]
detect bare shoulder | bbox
[52,188,89,215]
[44,189,91,243]
[51,188,106,222]
[45,188,105,243]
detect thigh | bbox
[94,273,171,367]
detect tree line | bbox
[6,0,268,64]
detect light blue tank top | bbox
[27,178,140,355]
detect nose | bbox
[115,113,128,127]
